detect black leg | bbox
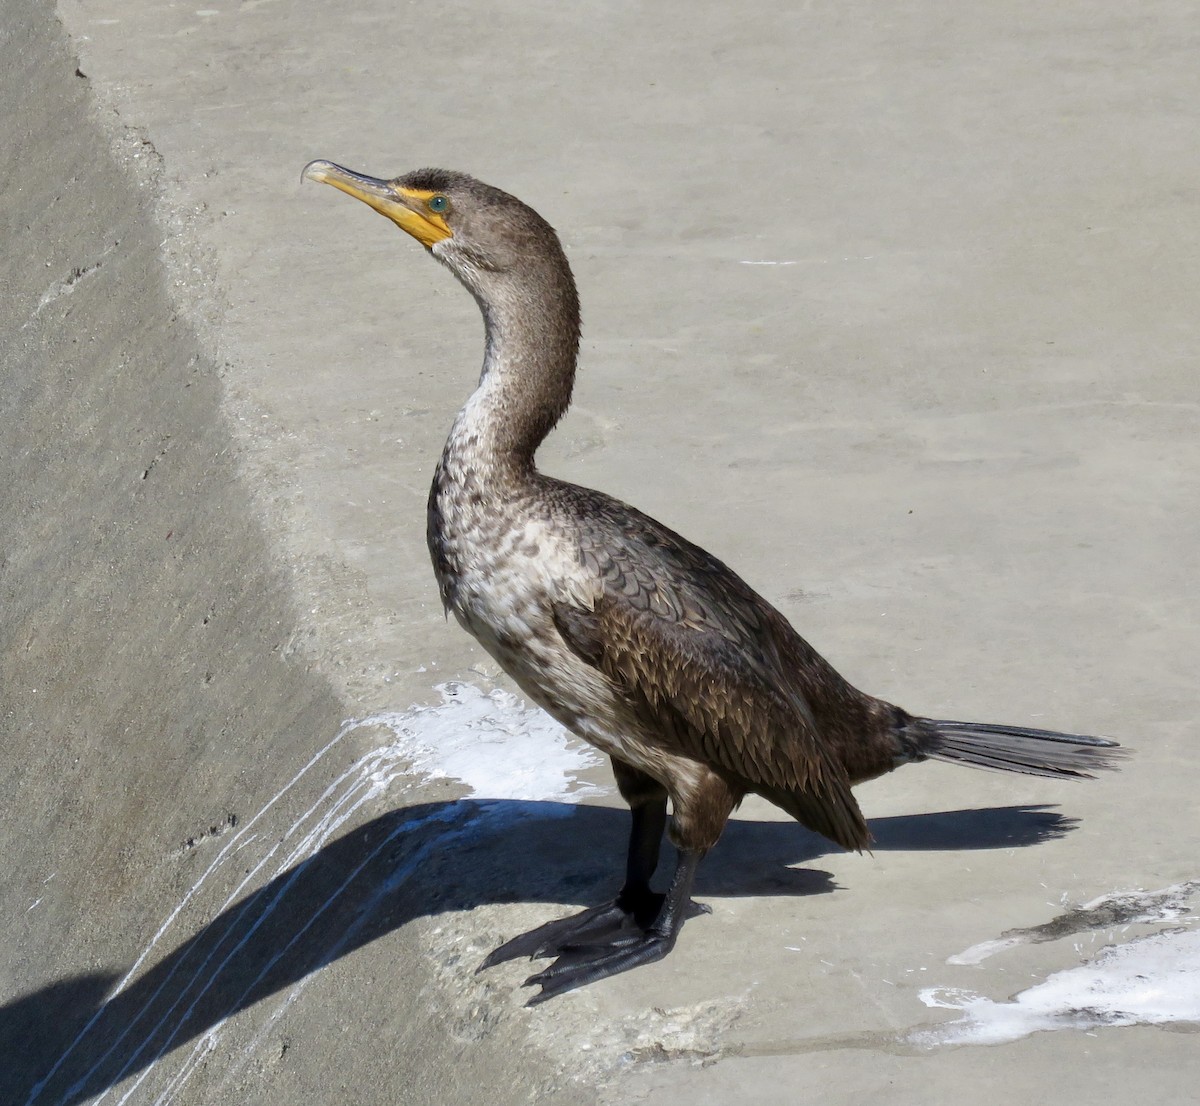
[614,793,668,922]
[478,760,721,1002]
[477,792,671,971]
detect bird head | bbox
[301,161,564,282]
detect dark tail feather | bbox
[916,719,1126,779]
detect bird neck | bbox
[443,261,581,485]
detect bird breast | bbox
[428,459,583,662]
[426,462,674,776]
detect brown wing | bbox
[548,485,870,852]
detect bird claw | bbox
[477,898,645,971]
[477,895,710,1003]
[521,931,676,1005]
[478,895,710,976]
[482,850,709,1002]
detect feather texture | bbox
[548,484,873,851]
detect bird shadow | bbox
[4,799,1074,1104]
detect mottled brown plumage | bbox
[303,161,1125,1003]
[547,487,874,853]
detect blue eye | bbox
[428,195,449,213]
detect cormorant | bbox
[302,161,1123,1004]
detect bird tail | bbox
[912,718,1126,779]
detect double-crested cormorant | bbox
[302,161,1124,1004]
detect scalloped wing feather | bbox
[551,494,870,852]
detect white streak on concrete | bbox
[916,928,1200,1046]
[916,883,1200,1046]
[949,882,1200,966]
[30,720,363,1106]
[946,935,1024,966]
[27,244,117,324]
[360,681,605,802]
[37,682,602,1106]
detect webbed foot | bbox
[478,892,709,971]
[522,928,680,1004]
[483,847,708,1004]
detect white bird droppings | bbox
[914,883,1200,1046]
[916,927,1200,1045]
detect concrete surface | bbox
[3,0,1197,1102]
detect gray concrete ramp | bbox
[3,0,1198,1102]
[2,3,578,1103]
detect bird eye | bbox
[427,195,449,214]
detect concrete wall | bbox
[1,4,583,1103]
